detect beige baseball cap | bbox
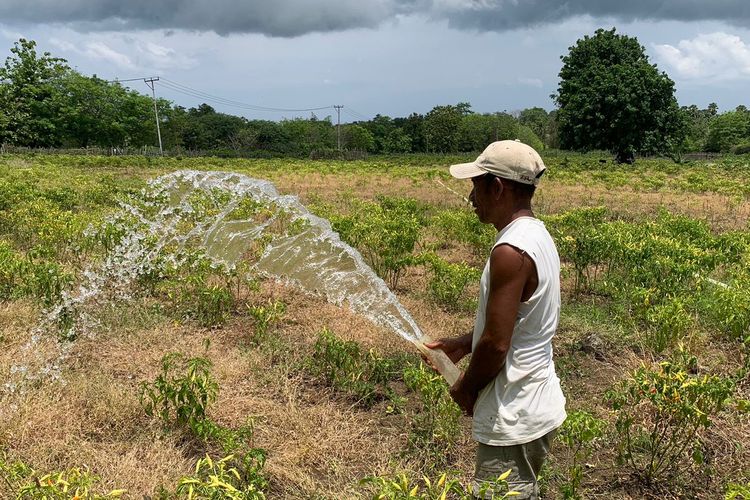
[449,140,546,185]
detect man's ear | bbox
[493,177,504,200]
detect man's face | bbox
[469,174,497,224]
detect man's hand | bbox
[423,333,472,364]
[450,374,477,416]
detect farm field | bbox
[0,152,749,499]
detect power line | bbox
[159,77,333,113]
[108,77,157,84]
[342,107,369,121]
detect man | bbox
[426,140,566,499]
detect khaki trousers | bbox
[472,430,556,499]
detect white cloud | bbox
[518,77,543,88]
[134,41,197,70]
[654,32,750,82]
[84,41,134,69]
[1,28,25,41]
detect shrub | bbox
[0,453,125,500]
[432,208,495,256]
[605,350,735,484]
[246,299,286,345]
[139,350,259,455]
[420,253,480,311]
[361,470,516,499]
[557,410,607,499]
[403,363,462,464]
[725,481,750,499]
[329,196,423,289]
[306,328,404,409]
[140,352,219,429]
[544,207,610,293]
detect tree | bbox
[0,38,69,147]
[518,107,550,148]
[554,28,683,163]
[343,124,374,152]
[425,103,471,153]
[705,108,750,153]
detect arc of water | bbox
[5,170,460,396]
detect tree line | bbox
[1,36,748,160]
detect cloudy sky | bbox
[1,1,749,122]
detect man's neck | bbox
[493,205,534,231]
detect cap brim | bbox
[449,162,485,179]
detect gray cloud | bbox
[0,0,748,37]
[440,1,750,32]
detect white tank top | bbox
[471,216,567,446]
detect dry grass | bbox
[0,280,477,498]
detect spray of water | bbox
[3,170,458,397]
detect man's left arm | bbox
[449,244,535,415]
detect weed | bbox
[175,452,267,500]
[246,299,286,345]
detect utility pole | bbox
[333,105,344,151]
[144,77,163,155]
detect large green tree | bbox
[0,38,69,147]
[555,28,683,163]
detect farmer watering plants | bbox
[426,140,567,499]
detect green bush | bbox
[246,299,286,345]
[140,350,259,455]
[557,410,607,499]
[306,328,404,409]
[0,453,126,499]
[605,350,735,484]
[329,196,423,289]
[544,207,610,293]
[140,352,219,429]
[725,480,750,499]
[419,253,480,311]
[361,470,516,499]
[403,363,462,464]
[0,241,71,306]
[432,208,495,256]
